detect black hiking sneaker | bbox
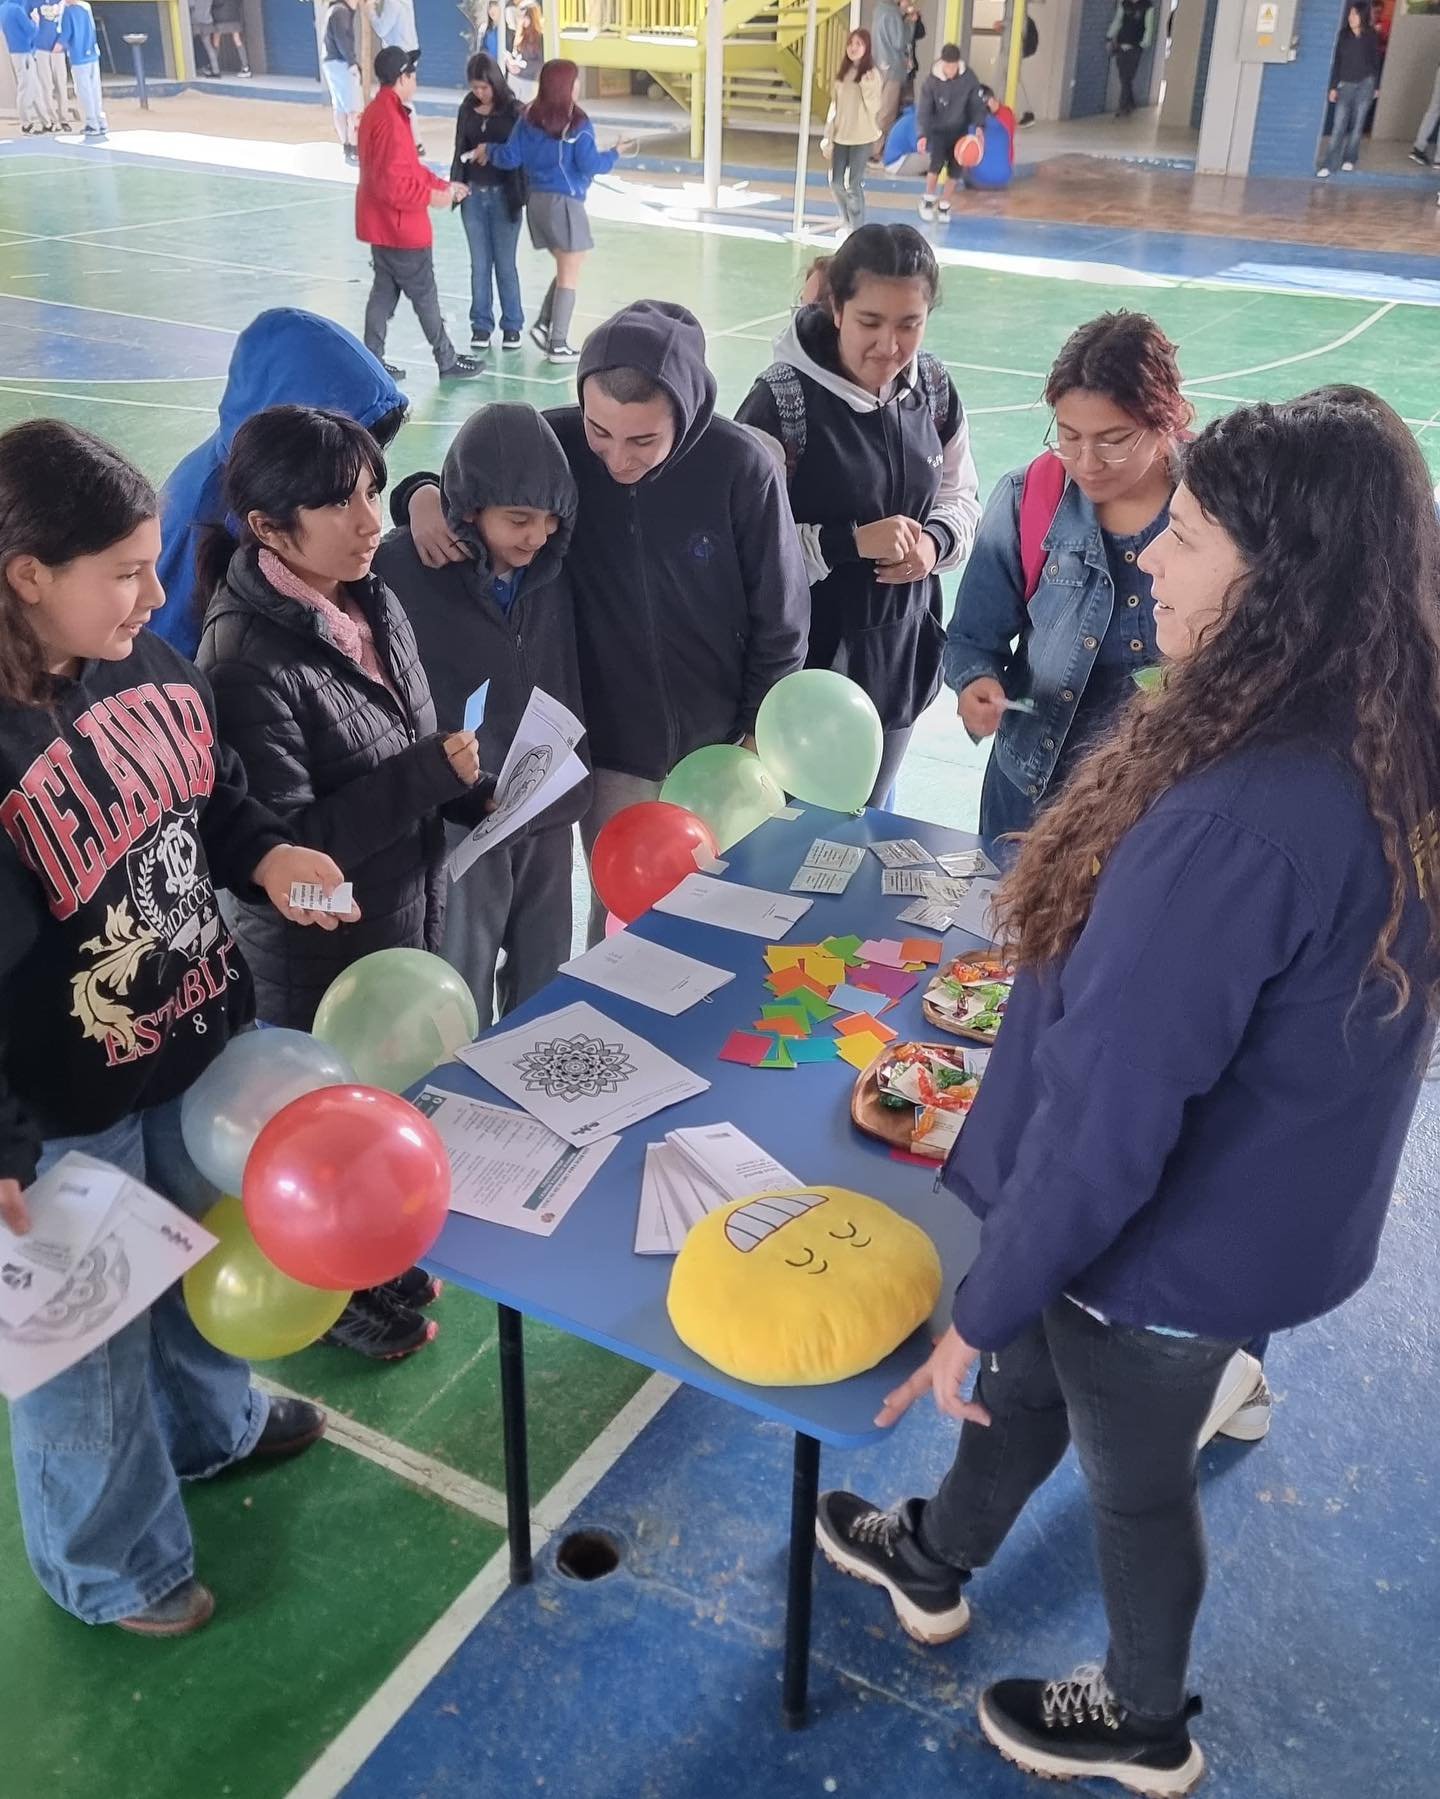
[323,1287,439,1360]
[440,354,485,380]
[381,1266,443,1308]
[247,1397,327,1463]
[380,359,406,379]
[815,1492,970,1644]
[978,1665,1205,1797]
[501,329,522,350]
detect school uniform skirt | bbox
[526,191,593,252]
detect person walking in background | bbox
[452,51,526,353]
[916,45,986,222]
[1409,52,1439,166]
[1319,4,1383,177]
[191,0,221,75]
[322,0,362,163]
[483,58,635,362]
[58,0,104,135]
[32,2,72,130]
[207,0,250,75]
[869,0,908,147]
[823,29,882,236]
[1105,0,1153,117]
[357,46,483,382]
[506,2,542,101]
[2,0,56,133]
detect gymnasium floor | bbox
[1,122,1438,1799]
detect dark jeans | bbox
[363,244,459,372]
[1114,44,1142,114]
[829,141,869,229]
[919,1301,1237,1719]
[461,186,523,336]
[1322,76,1376,170]
[869,725,914,811]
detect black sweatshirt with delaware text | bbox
[0,633,289,1184]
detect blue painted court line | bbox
[0,295,235,382]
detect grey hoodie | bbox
[375,403,591,834]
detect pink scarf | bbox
[259,548,397,697]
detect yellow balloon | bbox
[184,1195,349,1359]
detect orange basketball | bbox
[958,134,983,169]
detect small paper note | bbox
[834,1012,897,1043]
[857,938,911,968]
[790,865,855,896]
[820,934,865,965]
[802,839,865,873]
[776,806,805,821]
[791,987,840,1022]
[463,680,491,732]
[768,967,829,1000]
[288,881,354,915]
[935,849,998,880]
[829,982,890,1016]
[897,900,956,931]
[849,966,917,1002]
[869,839,934,869]
[759,1036,796,1069]
[798,951,844,988]
[900,937,944,965]
[693,848,730,875]
[718,1030,772,1068]
[765,945,817,973]
[756,1013,808,1039]
[880,869,934,897]
[921,876,974,907]
[837,1031,888,1070]
[786,1037,840,1064]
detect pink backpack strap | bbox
[1018,451,1068,604]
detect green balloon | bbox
[659,745,785,851]
[313,948,480,1093]
[755,670,884,812]
[184,1196,348,1359]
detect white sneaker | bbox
[1316,167,1331,178]
[1199,1350,1271,1447]
[1341,161,1355,171]
[919,196,936,220]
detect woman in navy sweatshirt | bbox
[817,388,1440,1794]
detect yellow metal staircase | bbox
[555,0,855,155]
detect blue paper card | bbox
[828,982,890,1017]
[463,681,491,732]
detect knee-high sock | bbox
[550,285,577,348]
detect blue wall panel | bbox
[1249,0,1343,176]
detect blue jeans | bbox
[462,185,523,337]
[7,1099,268,1623]
[1323,76,1375,170]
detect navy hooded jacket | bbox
[153,310,406,658]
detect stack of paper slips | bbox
[634,1122,801,1255]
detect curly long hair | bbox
[996,386,1440,1017]
[1044,310,1193,439]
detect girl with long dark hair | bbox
[453,51,527,352]
[506,1,543,101]
[0,420,349,1635]
[819,388,1440,1793]
[483,57,635,362]
[945,311,1192,840]
[823,29,883,233]
[737,223,981,806]
[196,405,490,1361]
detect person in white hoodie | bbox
[736,223,981,807]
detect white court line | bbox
[1181,300,1397,387]
[0,381,216,414]
[0,288,239,336]
[1184,386,1435,429]
[45,193,338,241]
[254,1373,511,1528]
[285,1370,677,1799]
[712,307,791,339]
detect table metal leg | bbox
[497,1303,533,1585]
[783,1431,821,1728]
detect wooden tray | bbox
[921,953,1014,1046]
[850,1041,966,1157]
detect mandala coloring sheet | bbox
[457,1001,711,1147]
[448,687,588,881]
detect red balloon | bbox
[590,802,719,924]
[242,1085,451,1291]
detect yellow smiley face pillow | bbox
[666,1187,942,1386]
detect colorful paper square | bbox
[799,952,845,988]
[756,1013,809,1039]
[821,934,865,966]
[834,1013,898,1043]
[718,1030,771,1067]
[759,1036,796,1069]
[787,1037,840,1063]
[857,938,911,968]
[768,966,829,999]
[836,1031,888,1070]
[900,938,944,966]
[850,966,919,1002]
[791,987,841,1022]
[764,945,818,973]
[829,982,890,1016]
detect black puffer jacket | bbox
[197,545,479,1028]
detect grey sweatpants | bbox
[578,765,663,947]
[363,244,459,373]
[442,823,574,1026]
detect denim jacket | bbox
[943,466,1160,805]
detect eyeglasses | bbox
[1044,422,1151,467]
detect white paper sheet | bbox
[943,877,1003,944]
[0,1159,126,1329]
[448,687,588,880]
[801,839,866,874]
[412,1086,616,1236]
[665,1123,801,1201]
[654,873,812,939]
[881,868,937,897]
[789,865,855,896]
[635,1145,679,1255]
[0,1154,217,1403]
[559,934,734,1015]
[896,899,956,931]
[456,1000,710,1147]
[869,839,935,869]
[922,875,977,907]
[935,849,999,880]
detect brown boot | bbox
[114,1578,215,1638]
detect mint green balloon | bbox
[755,670,884,812]
[659,745,785,850]
[312,949,479,1094]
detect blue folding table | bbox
[417,804,991,1725]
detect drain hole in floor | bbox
[555,1530,622,1582]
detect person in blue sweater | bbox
[480,57,634,362]
[58,0,103,136]
[2,0,54,132]
[817,388,1440,1794]
[152,309,406,659]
